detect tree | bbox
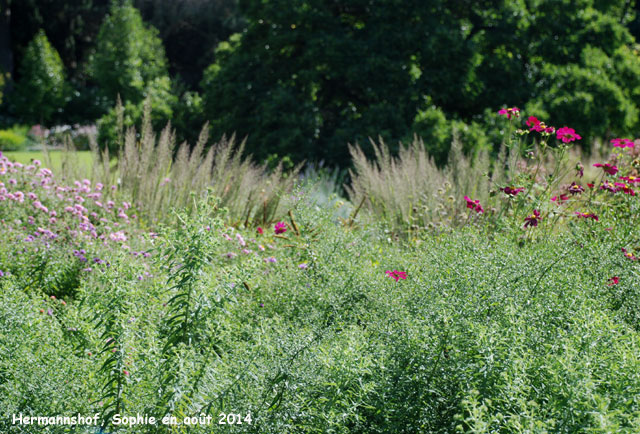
[12,30,66,124]
[90,0,168,105]
[202,0,640,166]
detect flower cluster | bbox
[463,196,484,214]
[385,270,407,282]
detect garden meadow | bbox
[1,106,640,433]
[4,1,640,433]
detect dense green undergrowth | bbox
[2,190,640,432]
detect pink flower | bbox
[614,182,635,196]
[498,107,520,119]
[611,138,634,148]
[525,116,539,128]
[556,127,582,143]
[257,227,264,235]
[568,182,584,195]
[608,276,619,285]
[463,196,484,214]
[622,248,637,261]
[593,163,618,176]
[523,209,541,228]
[574,212,598,221]
[274,222,287,234]
[385,270,408,282]
[619,175,640,184]
[500,186,525,196]
[600,180,618,192]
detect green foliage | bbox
[97,76,177,154]
[201,0,640,166]
[0,125,30,151]
[12,30,66,124]
[90,0,168,105]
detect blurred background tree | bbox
[1,0,640,166]
[12,30,66,124]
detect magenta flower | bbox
[498,107,520,119]
[525,116,539,128]
[556,127,582,143]
[574,212,598,221]
[600,180,618,193]
[622,248,637,261]
[611,138,634,148]
[463,196,484,214]
[257,227,264,235]
[619,175,640,184]
[500,186,525,196]
[593,163,618,175]
[385,270,408,282]
[614,182,635,196]
[568,182,584,195]
[274,222,287,234]
[523,209,541,228]
[608,276,620,286]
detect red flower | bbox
[523,209,541,228]
[500,186,525,196]
[463,196,484,214]
[587,183,594,189]
[257,227,264,235]
[556,127,582,143]
[611,138,634,148]
[274,222,287,234]
[608,276,619,286]
[498,107,520,119]
[574,212,598,221]
[385,270,408,282]
[568,182,584,195]
[551,194,569,203]
[593,163,618,176]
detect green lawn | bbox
[4,150,94,177]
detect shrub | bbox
[0,125,31,151]
[412,102,490,165]
[12,30,66,124]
